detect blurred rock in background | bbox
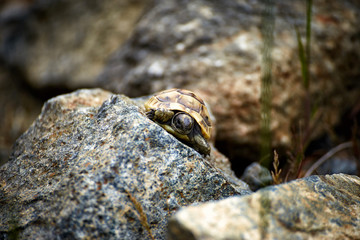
[0,0,147,91]
[0,63,42,166]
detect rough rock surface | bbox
[98,0,360,163]
[0,0,148,89]
[0,89,250,239]
[168,174,360,240]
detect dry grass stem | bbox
[304,141,352,177]
[271,150,282,185]
[124,188,155,240]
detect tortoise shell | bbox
[144,88,212,139]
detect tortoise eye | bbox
[172,113,194,135]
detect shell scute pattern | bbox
[146,89,212,139]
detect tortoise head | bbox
[171,112,194,135]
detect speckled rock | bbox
[98,0,360,165]
[0,89,250,239]
[168,174,360,240]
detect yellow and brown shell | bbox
[144,88,212,139]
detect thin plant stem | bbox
[259,0,275,168]
[305,0,312,91]
[271,150,282,184]
[293,0,313,178]
[304,142,352,177]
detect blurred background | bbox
[0,0,359,181]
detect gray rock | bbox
[0,89,250,239]
[0,0,148,89]
[241,162,273,191]
[168,174,360,240]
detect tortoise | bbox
[145,88,212,155]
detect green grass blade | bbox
[295,27,308,89]
[259,0,275,168]
[305,0,312,90]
